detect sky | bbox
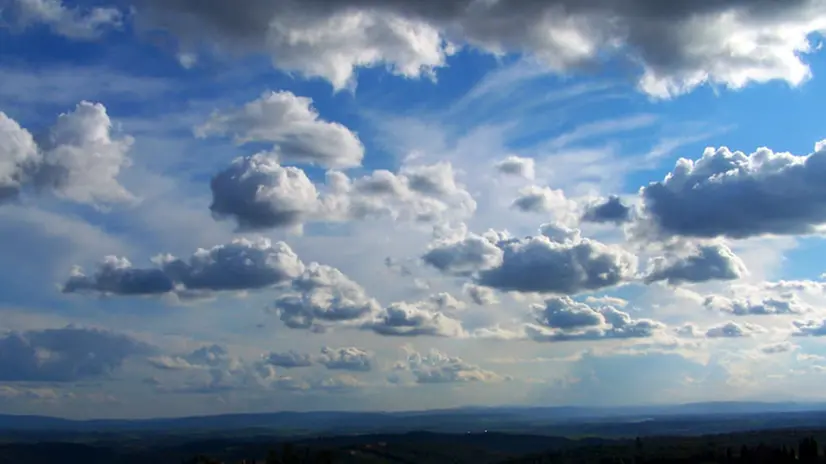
[4,0,826,420]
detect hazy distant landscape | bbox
[5,403,826,463]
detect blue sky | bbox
[4,0,826,419]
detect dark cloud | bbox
[645,243,747,285]
[317,347,373,372]
[136,0,822,97]
[0,326,150,382]
[641,143,826,239]
[582,195,632,225]
[64,237,305,297]
[526,297,665,342]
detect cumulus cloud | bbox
[315,374,365,391]
[65,237,305,297]
[423,225,636,294]
[640,141,826,239]
[645,243,747,285]
[317,347,373,372]
[0,326,150,382]
[209,155,323,231]
[399,348,503,384]
[0,102,133,206]
[705,321,766,338]
[511,186,570,214]
[463,283,498,306]
[422,229,505,276]
[6,0,123,39]
[476,236,637,295]
[704,294,811,316]
[151,345,268,394]
[525,297,665,342]
[196,91,364,169]
[792,319,826,337]
[210,156,475,230]
[495,155,535,180]
[538,222,581,243]
[363,300,464,337]
[136,0,826,97]
[582,195,632,225]
[260,350,314,368]
[149,344,231,371]
[274,263,380,330]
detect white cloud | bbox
[398,348,504,384]
[495,155,535,180]
[0,102,134,206]
[640,141,826,239]
[65,237,305,297]
[210,156,476,231]
[196,91,365,169]
[8,0,123,40]
[645,243,748,285]
[138,0,826,97]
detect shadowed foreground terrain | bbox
[3,430,826,463]
[5,405,826,463]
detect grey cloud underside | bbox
[526,296,665,342]
[210,155,475,231]
[136,0,823,96]
[582,196,632,225]
[641,143,826,239]
[645,244,746,285]
[0,327,150,382]
[64,237,305,296]
[424,226,636,294]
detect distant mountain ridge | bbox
[3,401,826,435]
